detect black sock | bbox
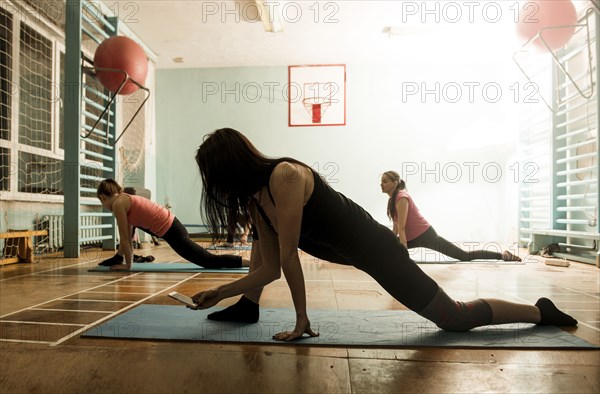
[502,251,522,262]
[536,298,578,326]
[207,296,259,323]
[99,254,123,267]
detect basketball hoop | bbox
[302,97,332,124]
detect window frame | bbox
[1,1,68,202]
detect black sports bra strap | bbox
[254,199,274,229]
[266,183,275,206]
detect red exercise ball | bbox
[516,0,578,51]
[94,36,148,95]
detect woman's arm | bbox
[268,162,318,341]
[191,204,281,308]
[240,223,251,244]
[112,197,134,270]
[217,211,281,299]
[395,197,409,248]
[239,224,265,301]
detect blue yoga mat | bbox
[89,263,249,273]
[82,305,597,348]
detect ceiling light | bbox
[255,0,283,33]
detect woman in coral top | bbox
[381,171,520,262]
[96,179,247,270]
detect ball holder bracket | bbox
[512,7,596,113]
[81,66,151,146]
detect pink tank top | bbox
[393,191,430,241]
[126,194,174,237]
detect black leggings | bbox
[299,228,439,313]
[408,226,503,261]
[300,230,494,331]
[259,172,494,330]
[141,218,242,268]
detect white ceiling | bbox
[104,0,528,69]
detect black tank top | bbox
[254,168,380,260]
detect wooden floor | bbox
[0,243,598,393]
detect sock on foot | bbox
[207,296,259,323]
[535,297,578,326]
[99,254,123,267]
[502,251,522,262]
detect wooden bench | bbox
[0,230,49,266]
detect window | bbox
[18,151,62,194]
[0,7,12,192]
[18,22,53,151]
[0,3,66,199]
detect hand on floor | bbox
[109,263,131,271]
[272,315,319,341]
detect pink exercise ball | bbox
[94,36,148,95]
[516,0,578,51]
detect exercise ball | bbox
[516,0,578,51]
[94,36,148,95]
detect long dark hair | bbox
[195,128,307,241]
[97,179,123,198]
[383,170,406,220]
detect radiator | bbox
[37,215,104,251]
[43,215,63,251]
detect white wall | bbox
[155,51,526,244]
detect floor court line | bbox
[0,273,144,319]
[0,338,53,344]
[0,244,173,282]
[549,283,600,300]
[106,278,185,283]
[98,283,177,291]
[56,299,136,304]
[0,321,86,327]
[29,308,114,314]
[76,291,153,295]
[50,273,203,347]
[482,281,600,333]
[0,261,102,282]
[575,321,600,332]
[539,300,600,304]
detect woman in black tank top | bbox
[188,128,577,341]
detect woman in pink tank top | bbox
[381,171,521,262]
[96,179,247,270]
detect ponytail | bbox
[383,171,406,220]
[97,179,123,198]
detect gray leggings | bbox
[408,226,503,261]
[418,287,493,331]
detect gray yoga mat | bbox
[89,263,249,273]
[82,305,597,349]
[207,245,253,251]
